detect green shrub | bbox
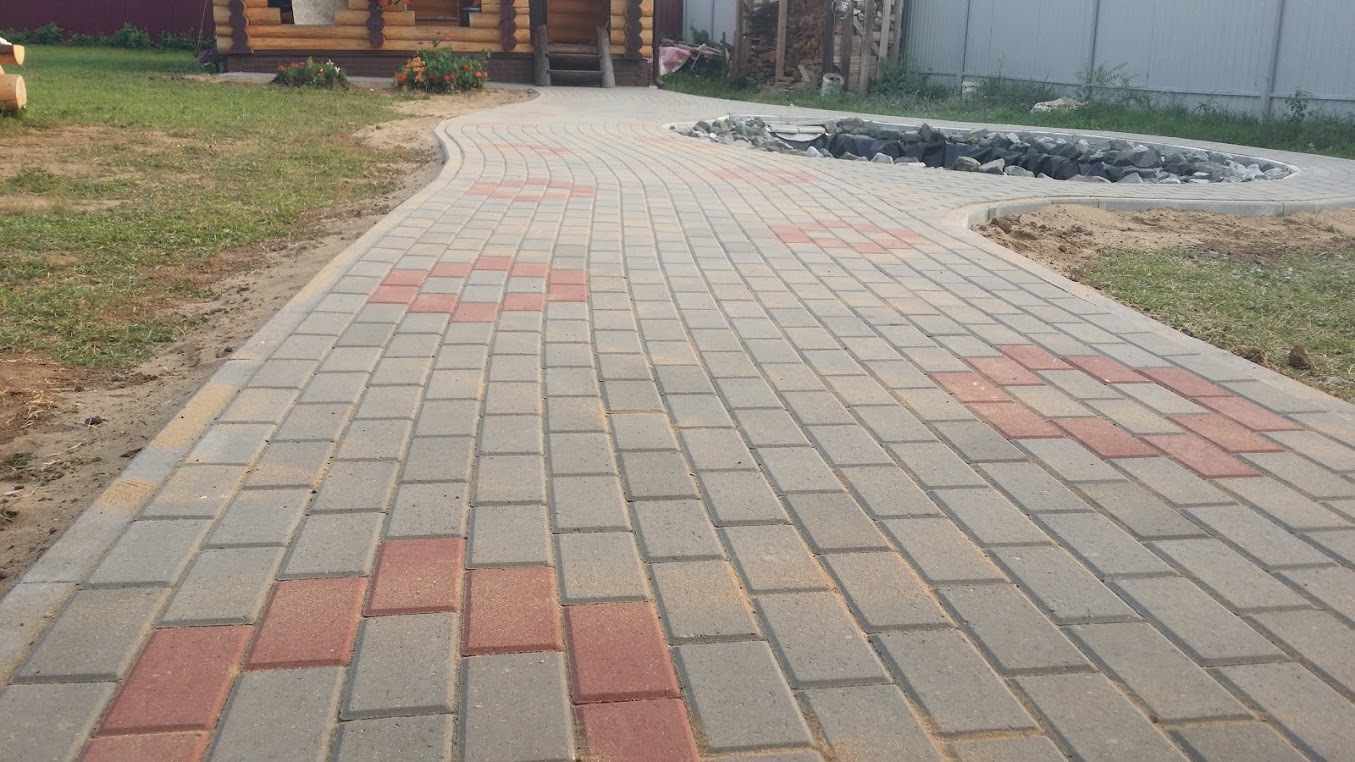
[3,22,64,45]
[272,58,349,88]
[66,33,99,47]
[869,59,951,100]
[108,23,153,49]
[394,47,489,93]
[157,30,202,51]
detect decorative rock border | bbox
[677,115,1295,185]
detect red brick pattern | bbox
[1198,395,1304,431]
[248,578,366,669]
[502,294,546,312]
[969,357,1045,386]
[466,177,591,201]
[382,269,428,287]
[367,539,465,616]
[970,402,1064,439]
[1064,356,1148,384]
[565,603,681,703]
[998,345,1071,371]
[463,567,562,656]
[1144,434,1263,478]
[1056,418,1159,459]
[410,294,458,314]
[577,699,700,762]
[452,302,501,323]
[1169,414,1285,453]
[99,627,251,735]
[1141,368,1232,398]
[83,731,211,762]
[369,285,420,304]
[369,256,587,315]
[931,372,1012,404]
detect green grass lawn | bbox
[663,73,1355,160]
[0,47,408,366]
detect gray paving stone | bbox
[1016,673,1185,761]
[312,460,399,514]
[666,394,736,428]
[1007,385,1092,418]
[85,519,209,588]
[478,415,544,455]
[414,399,480,437]
[1020,438,1124,483]
[1250,609,1355,693]
[213,666,344,762]
[757,592,887,688]
[386,482,467,539]
[1112,577,1283,665]
[876,628,1037,734]
[1150,538,1309,611]
[247,441,333,488]
[675,641,814,753]
[939,584,1090,673]
[299,372,369,404]
[723,524,828,593]
[1086,398,1183,435]
[1219,476,1351,530]
[557,531,647,602]
[934,420,1026,462]
[282,512,383,578]
[1171,724,1306,762]
[186,423,273,466]
[633,500,723,560]
[468,505,550,567]
[1117,457,1236,506]
[1077,481,1206,539]
[161,546,284,626]
[333,710,455,759]
[682,427,757,470]
[979,462,1092,514]
[550,474,630,531]
[755,446,842,493]
[1269,431,1355,473]
[1307,527,1355,564]
[1218,663,1355,762]
[547,432,617,476]
[884,518,1006,584]
[275,402,352,442]
[784,492,889,552]
[823,551,949,630]
[474,455,546,504]
[947,736,1065,762]
[807,425,894,466]
[933,488,1050,546]
[16,587,164,683]
[206,488,310,549]
[141,464,248,519]
[651,560,760,641]
[545,397,605,433]
[839,465,941,518]
[0,682,116,762]
[991,545,1137,624]
[803,684,943,761]
[344,613,457,719]
[732,408,809,447]
[890,442,985,488]
[334,418,412,461]
[355,385,422,419]
[1187,504,1333,569]
[461,652,574,762]
[1282,565,1355,623]
[619,450,699,500]
[1070,622,1249,722]
[1036,512,1173,577]
[603,379,665,411]
[1113,382,1205,415]
[854,404,935,443]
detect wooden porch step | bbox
[549,68,603,86]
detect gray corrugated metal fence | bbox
[901,0,1354,116]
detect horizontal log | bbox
[0,43,25,67]
[0,74,24,110]
[385,24,527,42]
[213,6,283,24]
[229,36,510,52]
[609,14,652,30]
[609,28,653,43]
[335,9,415,25]
[213,0,270,7]
[246,23,524,43]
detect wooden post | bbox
[597,27,617,87]
[367,0,385,48]
[533,25,551,85]
[500,0,519,51]
[890,0,907,61]
[838,0,852,91]
[227,0,252,54]
[623,0,643,59]
[877,0,894,65]
[856,0,874,90]
[732,0,745,76]
[820,0,835,77]
[774,0,789,80]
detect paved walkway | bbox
[4,87,1355,761]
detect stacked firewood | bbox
[744,0,826,82]
[0,39,25,112]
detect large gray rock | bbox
[1004,166,1036,178]
[871,153,895,164]
[1069,174,1112,184]
[951,156,982,172]
[978,159,1006,174]
[1116,172,1144,184]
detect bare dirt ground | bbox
[979,204,1355,277]
[0,87,530,593]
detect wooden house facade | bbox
[213,0,655,85]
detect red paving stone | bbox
[474,256,513,271]
[968,357,1045,386]
[1055,418,1158,459]
[248,578,366,669]
[577,699,700,762]
[1169,414,1286,453]
[368,285,419,304]
[548,269,587,285]
[548,284,589,302]
[502,293,546,312]
[367,538,465,616]
[1065,356,1149,384]
[509,262,549,277]
[382,269,428,287]
[99,627,251,735]
[409,294,459,314]
[931,372,1013,403]
[430,262,471,278]
[463,567,563,656]
[1141,367,1232,398]
[565,603,680,704]
[1197,395,1304,431]
[1144,434,1263,478]
[997,345,1071,371]
[452,302,500,322]
[83,731,210,762]
[969,402,1064,439]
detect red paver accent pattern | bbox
[473,256,513,271]
[565,603,681,703]
[367,538,465,616]
[970,402,1064,439]
[463,566,563,656]
[430,262,471,278]
[968,357,1045,386]
[1198,395,1303,431]
[548,269,587,285]
[452,303,500,323]
[409,294,458,314]
[1141,368,1232,398]
[1144,434,1263,478]
[502,293,546,312]
[1169,414,1285,453]
[548,284,588,302]
[998,345,1072,371]
[369,285,419,304]
[248,577,366,669]
[99,627,251,735]
[1056,418,1159,459]
[931,372,1012,404]
[577,699,700,762]
[509,262,549,277]
[382,269,428,287]
[83,731,211,762]
[1064,356,1149,384]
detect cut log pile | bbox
[743,0,824,82]
[0,40,26,112]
